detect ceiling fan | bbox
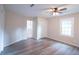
[43,7,67,15]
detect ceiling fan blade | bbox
[59,8,67,11]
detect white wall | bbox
[33,17,38,39]
[37,17,48,39]
[47,13,79,47]
[4,10,28,47]
[0,5,5,52]
[4,10,48,47]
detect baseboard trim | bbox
[41,37,79,49]
[4,37,36,48]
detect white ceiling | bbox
[4,4,79,17]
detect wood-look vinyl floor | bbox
[1,38,79,55]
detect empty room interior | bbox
[1,4,79,55]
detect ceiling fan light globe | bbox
[53,12,59,16]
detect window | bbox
[60,17,74,37]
